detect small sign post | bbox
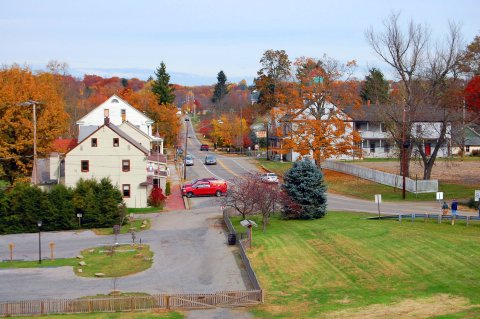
[374,194,382,218]
[436,192,444,214]
[475,190,480,202]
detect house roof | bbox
[66,121,149,155]
[76,94,154,125]
[120,121,163,142]
[342,104,451,122]
[465,124,480,146]
[53,138,77,153]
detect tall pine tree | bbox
[151,62,175,105]
[212,70,228,103]
[281,160,327,220]
[360,68,389,104]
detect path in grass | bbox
[231,213,480,318]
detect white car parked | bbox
[260,173,279,183]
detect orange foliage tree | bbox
[281,56,362,166]
[0,65,69,183]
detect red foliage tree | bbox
[148,187,166,207]
[465,75,480,112]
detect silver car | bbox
[204,155,217,165]
[185,155,194,166]
[260,173,279,183]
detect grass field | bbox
[0,258,77,269]
[74,244,153,278]
[231,212,480,318]
[258,159,476,202]
[128,207,163,214]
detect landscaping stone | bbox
[140,225,146,229]
[78,261,86,266]
[94,273,105,277]
[142,220,148,225]
[76,255,84,259]
[88,249,94,253]
[77,269,83,273]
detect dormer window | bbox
[91,138,97,147]
[113,138,119,147]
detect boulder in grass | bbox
[76,255,84,259]
[142,220,148,225]
[88,249,94,253]
[95,273,105,277]
[77,269,83,273]
[78,261,86,266]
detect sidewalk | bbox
[164,163,186,211]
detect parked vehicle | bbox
[260,172,279,183]
[182,177,218,190]
[204,155,217,165]
[182,179,227,198]
[185,154,194,166]
[200,144,209,151]
[176,148,184,155]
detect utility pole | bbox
[184,118,190,180]
[19,100,42,185]
[402,106,408,199]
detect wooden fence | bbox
[0,290,263,316]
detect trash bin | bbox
[228,233,236,245]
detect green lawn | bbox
[128,207,163,214]
[231,212,480,318]
[0,258,77,269]
[75,244,153,278]
[258,159,476,202]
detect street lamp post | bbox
[401,106,409,200]
[77,213,83,228]
[184,118,190,180]
[37,220,42,264]
[19,100,43,185]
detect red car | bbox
[182,179,227,198]
[200,144,209,151]
[182,177,218,190]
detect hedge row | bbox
[0,178,126,234]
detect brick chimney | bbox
[104,117,110,125]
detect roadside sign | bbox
[256,131,266,138]
[374,194,382,204]
[475,190,480,202]
[436,192,444,200]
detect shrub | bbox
[467,197,479,209]
[472,149,480,156]
[281,160,327,220]
[148,187,166,208]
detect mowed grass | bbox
[74,244,153,278]
[231,212,480,318]
[0,258,77,269]
[258,159,476,202]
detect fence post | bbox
[412,213,415,222]
[467,216,470,226]
[399,214,402,223]
[165,295,170,309]
[41,301,45,314]
[438,214,441,224]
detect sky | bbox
[1,0,479,86]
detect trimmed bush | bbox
[148,187,166,208]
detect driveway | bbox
[0,207,250,301]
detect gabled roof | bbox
[76,94,154,125]
[66,121,149,155]
[342,104,452,122]
[120,121,163,142]
[465,124,480,146]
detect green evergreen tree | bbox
[212,70,228,103]
[48,184,76,230]
[281,160,327,220]
[151,61,175,105]
[360,68,390,104]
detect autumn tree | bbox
[0,65,69,183]
[212,70,228,104]
[281,56,362,167]
[360,68,390,104]
[459,34,480,76]
[151,61,175,105]
[366,13,463,179]
[465,75,480,113]
[254,49,291,113]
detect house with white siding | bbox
[65,118,167,208]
